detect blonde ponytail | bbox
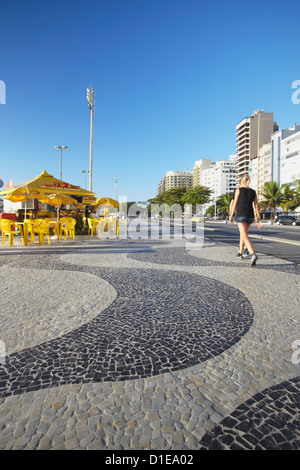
[239,174,250,186]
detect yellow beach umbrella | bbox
[43,193,78,207]
[0,170,96,199]
[4,187,51,219]
[4,187,49,203]
[96,197,119,208]
[40,193,78,221]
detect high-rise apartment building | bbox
[157,170,193,195]
[192,159,212,187]
[201,156,237,200]
[236,110,278,182]
[250,142,272,199]
[271,124,300,186]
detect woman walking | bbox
[229,174,262,266]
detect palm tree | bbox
[260,181,283,219]
[292,179,300,210]
[216,193,233,215]
[280,183,296,214]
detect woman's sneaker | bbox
[250,253,258,266]
[242,249,250,257]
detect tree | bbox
[216,193,232,215]
[147,194,165,215]
[260,181,283,219]
[206,204,216,217]
[162,187,187,209]
[291,179,300,210]
[181,186,212,213]
[280,184,296,213]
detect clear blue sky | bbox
[1,0,300,201]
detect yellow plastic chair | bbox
[61,218,76,240]
[116,218,127,237]
[1,219,16,247]
[106,217,117,235]
[30,219,50,245]
[95,219,105,236]
[59,217,73,238]
[87,217,99,236]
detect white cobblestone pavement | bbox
[0,233,299,450]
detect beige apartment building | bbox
[157,170,193,195]
[249,142,272,200]
[192,159,212,187]
[236,110,278,182]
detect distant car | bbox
[275,215,300,226]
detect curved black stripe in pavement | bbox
[0,259,254,398]
[128,246,300,274]
[199,376,300,450]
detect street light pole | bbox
[114,176,117,201]
[80,170,90,189]
[87,86,95,192]
[54,146,68,180]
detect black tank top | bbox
[235,187,256,218]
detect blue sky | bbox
[1,0,300,201]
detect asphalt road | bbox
[127,218,300,264]
[203,221,300,265]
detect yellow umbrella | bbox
[95,197,119,208]
[4,187,51,219]
[43,193,78,207]
[0,170,96,198]
[4,187,49,203]
[40,193,78,221]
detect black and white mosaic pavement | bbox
[128,246,300,275]
[0,237,299,450]
[0,254,254,398]
[199,377,300,450]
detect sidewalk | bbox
[0,235,299,450]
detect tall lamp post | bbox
[80,170,90,190]
[87,86,95,192]
[54,146,68,180]
[114,176,117,201]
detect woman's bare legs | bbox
[238,222,254,255]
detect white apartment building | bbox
[200,156,237,205]
[157,170,193,195]
[236,110,278,182]
[271,124,300,187]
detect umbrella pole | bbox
[25,200,27,220]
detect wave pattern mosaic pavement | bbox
[199,377,300,450]
[0,255,254,398]
[0,238,299,450]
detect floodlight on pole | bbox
[54,146,68,180]
[80,170,90,189]
[87,86,95,192]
